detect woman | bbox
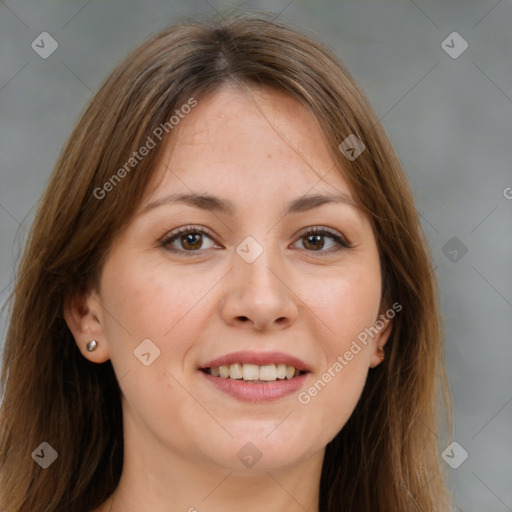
[0,13,452,511]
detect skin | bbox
[64,84,392,512]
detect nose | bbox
[219,246,299,332]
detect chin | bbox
[194,422,324,472]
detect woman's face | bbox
[69,85,391,472]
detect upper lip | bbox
[200,350,311,372]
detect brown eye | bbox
[180,232,203,250]
[302,234,325,251]
[161,226,217,254]
[294,228,351,253]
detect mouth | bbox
[199,351,311,402]
[201,363,307,382]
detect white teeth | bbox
[276,364,287,379]
[229,363,243,379]
[207,363,300,381]
[242,363,260,381]
[259,364,277,381]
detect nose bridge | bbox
[235,233,283,293]
[221,232,298,330]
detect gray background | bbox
[1,0,511,510]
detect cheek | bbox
[99,262,213,453]
[101,257,204,341]
[100,256,225,381]
[294,262,380,432]
[305,263,382,348]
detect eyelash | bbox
[160,225,352,256]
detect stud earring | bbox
[377,345,385,362]
[86,340,98,352]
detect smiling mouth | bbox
[201,363,307,382]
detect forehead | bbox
[141,85,356,210]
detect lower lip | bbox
[200,370,309,403]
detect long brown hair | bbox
[0,12,452,511]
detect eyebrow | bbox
[139,191,358,216]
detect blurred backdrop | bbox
[1,1,511,510]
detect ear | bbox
[368,305,395,369]
[63,289,111,363]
